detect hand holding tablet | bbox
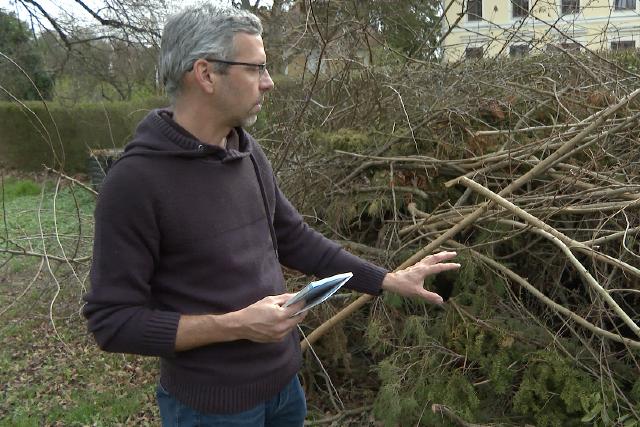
[283,272,353,316]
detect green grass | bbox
[1,178,41,200]
[0,177,160,425]
[0,179,95,287]
[0,310,159,425]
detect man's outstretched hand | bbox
[381,251,460,304]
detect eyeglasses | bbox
[205,59,268,76]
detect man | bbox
[83,4,460,426]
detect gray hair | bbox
[159,4,263,101]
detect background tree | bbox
[12,0,167,47]
[0,9,53,100]
[367,0,441,61]
[2,0,443,103]
[3,0,167,102]
[36,27,159,103]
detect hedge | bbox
[0,97,168,173]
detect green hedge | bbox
[0,98,168,173]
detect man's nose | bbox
[260,68,274,92]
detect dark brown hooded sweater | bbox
[83,109,387,414]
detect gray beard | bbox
[241,114,258,128]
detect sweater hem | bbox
[160,352,302,414]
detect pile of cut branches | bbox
[265,53,640,426]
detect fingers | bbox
[420,251,458,265]
[409,252,460,276]
[394,251,461,304]
[266,293,308,321]
[270,293,297,305]
[283,300,307,318]
[423,262,461,275]
[271,307,308,342]
[237,292,313,343]
[408,262,460,278]
[292,308,309,322]
[419,289,444,305]
[267,293,307,316]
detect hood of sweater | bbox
[120,108,280,259]
[121,108,251,163]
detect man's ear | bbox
[192,59,216,94]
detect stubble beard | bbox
[240,114,258,128]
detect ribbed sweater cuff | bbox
[142,310,181,358]
[349,261,388,296]
[321,248,388,296]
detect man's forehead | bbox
[231,33,265,57]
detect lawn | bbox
[0,176,161,426]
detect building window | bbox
[465,47,483,59]
[614,0,636,10]
[468,0,482,21]
[561,0,579,14]
[611,40,636,50]
[512,0,529,17]
[510,45,530,57]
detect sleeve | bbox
[83,162,180,357]
[272,183,388,296]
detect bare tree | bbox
[13,0,168,47]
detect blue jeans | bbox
[156,376,307,427]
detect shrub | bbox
[0,97,167,173]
